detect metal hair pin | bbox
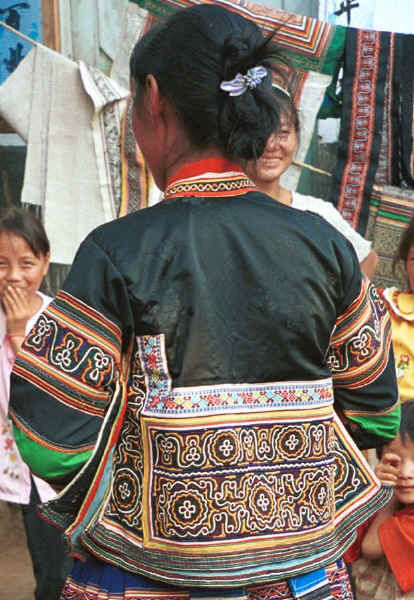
[272,82,291,98]
[220,66,268,97]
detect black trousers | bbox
[21,480,73,600]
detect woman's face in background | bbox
[246,117,298,186]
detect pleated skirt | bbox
[59,556,354,600]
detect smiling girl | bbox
[245,85,379,280]
[0,206,71,599]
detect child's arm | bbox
[2,286,32,353]
[361,451,400,559]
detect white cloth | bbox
[280,70,332,191]
[0,46,129,264]
[0,292,56,504]
[292,191,372,262]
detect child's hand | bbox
[2,285,31,336]
[375,451,401,486]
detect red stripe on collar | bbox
[167,158,246,186]
[164,158,256,200]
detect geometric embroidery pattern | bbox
[164,172,256,200]
[106,341,146,537]
[327,278,392,388]
[79,334,386,585]
[13,290,121,416]
[138,336,334,417]
[145,419,335,546]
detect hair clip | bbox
[220,66,268,97]
[272,82,291,98]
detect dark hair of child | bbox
[377,401,414,458]
[0,206,50,258]
[399,400,414,444]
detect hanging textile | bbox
[328,27,390,235]
[129,0,346,77]
[365,185,414,290]
[119,98,163,215]
[0,44,129,265]
[377,33,414,189]
[330,27,414,235]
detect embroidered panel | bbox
[78,333,386,585]
[164,173,256,200]
[142,414,336,551]
[333,29,384,231]
[13,290,121,415]
[105,341,147,540]
[327,279,391,388]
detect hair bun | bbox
[222,35,255,79]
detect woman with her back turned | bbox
[10,5,399,600]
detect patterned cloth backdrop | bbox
[330,28,414,238]
[365,185,414,291]
[129,0,346,77]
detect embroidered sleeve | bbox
[9,235,130,483]
[327,277,400,448]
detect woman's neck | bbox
[259,180,292,206]
[165,147,226,187]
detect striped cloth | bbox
[129,0,345,76]
[60,556,353,600]
[365,185,414,290]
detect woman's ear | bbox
[143,74,163,120]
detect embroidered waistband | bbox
[138,334,334,417]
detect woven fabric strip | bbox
[328,28,390,235]
[60,555,353,599]
[365,185,414,290]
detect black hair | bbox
[377,401,414,458]
[0,206,50,257]
[130,4,291,161]
[272,85,300,136]
[400,401,414,445]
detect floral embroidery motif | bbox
[148,422,335,543]
[397,354,410,379]
[106,340,146,535]
[327,279,391,388]
[1,420,22,480]
[99,334,382,565]
[14,290,121,415]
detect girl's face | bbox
[246,118,299,186]
[383,433,414,505]
[0,232,50,303]
[406,243,414,291]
